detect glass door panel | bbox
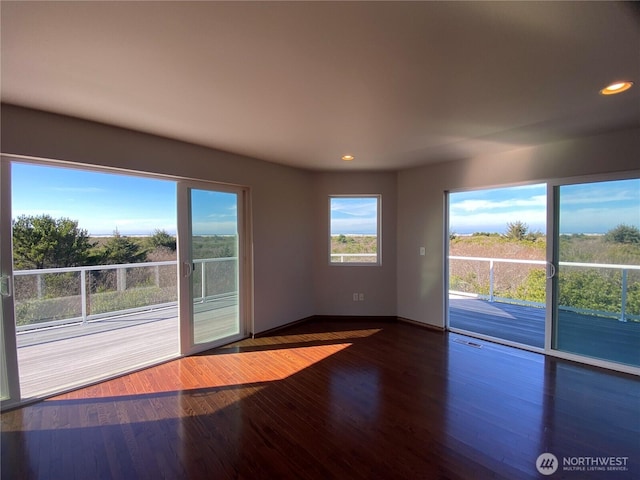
[1,158,19,407]
[553,178,640,367]
[448,184,547,349]
[8,160,179,400]
[178,184,245,354]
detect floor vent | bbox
[453,338,483,348]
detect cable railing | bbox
[449,256,640,322]
[13,257,237,331]
[13,254,639,332]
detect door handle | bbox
[546,262,556,279]
[183,262,193,278]
[0,275,11,297]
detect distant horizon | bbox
[88,233,237,238]
[10,163,639,237]
[12,163,238,236]
[450,180,639,236]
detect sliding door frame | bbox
[0,154,254,408]
[445,182,549,353]
[446,170,640,376]
[177,180,253,356]
[546,170,640,376]
[1,158,21,410]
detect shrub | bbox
[604,224,640,244]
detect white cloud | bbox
[451,195,546,213]
[331,217,377,234]
[450,208,546,233]
[331,198,378,217]
[559,205,640,233]
[560,188,639,206]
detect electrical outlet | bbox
[420,247,426,256]
[359,293,365,301]
[353,293,359,301]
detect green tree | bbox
[503,221,542,242]
[604,224,640,244]
[12,214,96,269]
[148,229,177,251]
[504,221,529,241]
[99,229,147,264]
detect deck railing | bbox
[449,256,640,322]
[330,253,378,263]
[13,255,639,331]
[13,257,236,331]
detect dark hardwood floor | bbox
[2,319,639,479]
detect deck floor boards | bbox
[449,296,640,365]
[16,300,239,399]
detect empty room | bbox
[1,2,638,479]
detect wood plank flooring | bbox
[2,319,639,479]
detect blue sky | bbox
[12,163,639,237]
[558,180,640,234]
[450,179,640,235]
[11,163,237,236]
[330,197,378,235]
[450,184,547,235]
[191,190,237,236]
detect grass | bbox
[331,235,377,254]
[449,235,640,317]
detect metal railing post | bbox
[36,273,43,299]
[489,259,495,303]
[201,261,206,301]
[620,269,628,322]
[116,267,126,292]
[81,269,87,325]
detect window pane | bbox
[11,162,179,399]
[329,196,380,264]
[448,184,547,348]
[553,178,640,367]
[190,189,240,345]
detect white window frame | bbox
[328,194,381,266]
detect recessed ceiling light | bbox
[341,155,355,161]
[600,81,633,95]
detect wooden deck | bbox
[449,296,640,366]
[16,299,239,399]
[14,296,638,400]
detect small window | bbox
[329,195,381,265]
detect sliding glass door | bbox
[447,184,548,349]
[1,156,252,407]
[447,175,640,373]
[552,178,640,368]
[178,183,248,355]
[1,160,19,407]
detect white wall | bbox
[3,105,638,332]
[312,172,397,316]
[1,105,315,333]
[397,128,640,328]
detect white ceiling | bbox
[1,1,639,171]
